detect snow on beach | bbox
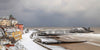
[13,29,100,50]
[45,45,67,50]
[11,29,68,50]
[18,30,47,50]
[40,38,58,43]
[64,33,100,41]
[74,33,100,39]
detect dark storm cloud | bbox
[0,0,100,27]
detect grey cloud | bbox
[0,0,100,27]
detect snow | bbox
[66,33,100,41]
[74,33,100,38]
[16,29,100,50]
[40,38,58,43]
[6,29,72,50]
[20,29,69,50]
[45,45,67,50]
[77,27,85,31]
[85,42,100,47]
[18,30,47,50]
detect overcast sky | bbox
[0,0,100,27]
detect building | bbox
[0,19,11,26]
[0,16,18,27]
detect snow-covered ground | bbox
[8,29,47,50]
[13,29,67,50]
[11,29,100,50]
[40,38,58,43]
[45,45,67,50]
[75,33,100,38]
[72,33,100,41]
[61,33,100,41]
[19,30,47,50]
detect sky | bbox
[0,0,100,27]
